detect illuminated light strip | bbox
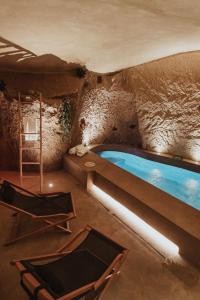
[90,185,179,258]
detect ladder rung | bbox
[22,162,41,165]
[20,117,40,119]
[22,175,40,178]
[21,132,40,135]
[21,147,40,150]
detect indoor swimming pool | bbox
[99,151,200,211]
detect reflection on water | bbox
[185,179,198,191]
[149,168,162,184]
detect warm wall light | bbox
[191,147,200,162]
[89,185,179,258]
[48,183,53,188]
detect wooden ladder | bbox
[18,92,43,192]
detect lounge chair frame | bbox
[0,180,76,246]
[12,225,128,300]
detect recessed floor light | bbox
[90,184,179,258]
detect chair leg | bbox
[9,213,21,240]
[12,212,18,217]
[4,218,70,246]
[44,219,72,234]
[66,221,71,232]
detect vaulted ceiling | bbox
[1,0,200,73]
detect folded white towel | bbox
[68,147,76,155]
[68,144,89,157]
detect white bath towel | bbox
[68,144,89,157]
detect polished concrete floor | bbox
[0,170,199,300]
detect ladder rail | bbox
[19,92,23,186]
[39,93,43,192]
[18,93,43,192]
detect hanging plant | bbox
[59,98,72,136]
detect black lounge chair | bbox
[0,180,76,245]
[12,225,128,300]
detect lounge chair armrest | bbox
[31,213,69,219]
[38,192,66,197]
[11,251,72,265]
[57,226,91,253]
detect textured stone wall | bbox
[0,66,80,170]
[79,87,140,145]
[70,52,200,162]
[0,95,19,169]
[124,52,200,161]
[0,95,73,170]
[71,72,141,147]
[0,70,82,98]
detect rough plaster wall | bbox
[0,96,19,169]
[76,82,141,146]
[124,52,200,161]
[0,69,79,171]
[0,96,72,170]
[22,100,71,170]
[0,70,82,98]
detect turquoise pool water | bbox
[99,151,200,211]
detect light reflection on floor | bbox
[90,184,180,260]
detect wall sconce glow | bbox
[48,183,54,188]
[155,145,165,154]
[152,137,168,154]
[191,146,200,162]
[90,185,179,258]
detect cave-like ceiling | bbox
[1,0,200,73]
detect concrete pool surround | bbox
[64,144,200,267]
